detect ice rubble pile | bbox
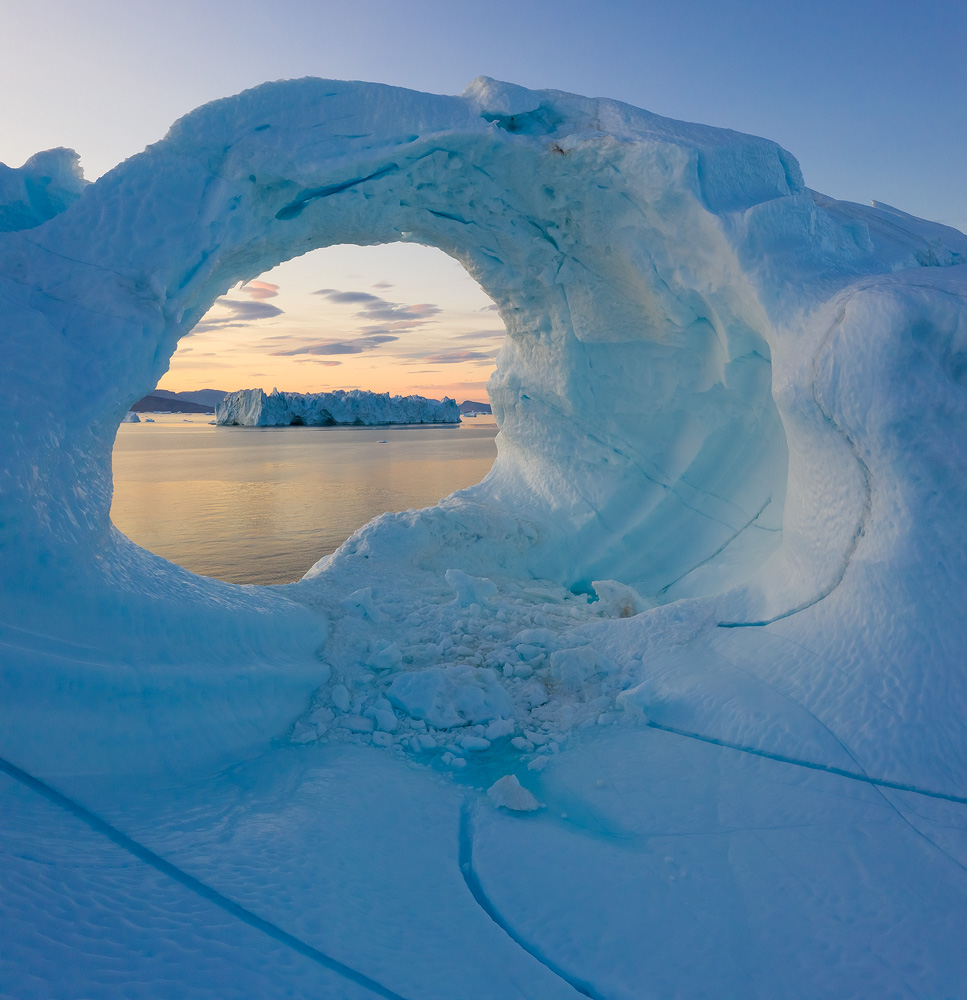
[216,386,460,426]
[292,572,630,759]
[2,75,967,798]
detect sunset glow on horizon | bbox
[156,242,503,402]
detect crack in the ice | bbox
[711,645,878,780]
[275,163,400,220]
[717,308,874,628]
[658,497,774,596]
[425,208,476,226]
[458,799,607,999]
[701,644,967,869]
[552,396,742,535]
[0,754,410,1000]
[869,785,967,876]
[21,237,127,278]
[644,721,967,805]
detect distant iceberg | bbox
[215,387,461,426]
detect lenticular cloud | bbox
[2,77,966,999]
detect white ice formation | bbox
[0,146,88,233]
[3,77,967,998]
[487,774,540,812]
[216,386,460,426]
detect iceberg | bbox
[2,76,966,998]
[216,386,460,426]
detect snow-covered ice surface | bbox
[2,76,967,997]
[216,387,460,426]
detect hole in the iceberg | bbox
[111,243,504,586]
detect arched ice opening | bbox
[110,243,504,585]
[1,77,797,605]
[5,74,967,804]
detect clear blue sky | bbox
[4,0,964,396]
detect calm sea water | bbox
[111,413,498,585]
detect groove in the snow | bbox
[458,799,607,1000]
[0,754,410,1000]
[644,721,967,805]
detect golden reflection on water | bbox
[111,414,498,584]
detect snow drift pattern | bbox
[216,387,460,426]
[3,76,967,998]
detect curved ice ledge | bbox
[2,77,966,794]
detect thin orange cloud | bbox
[241,280,280,300]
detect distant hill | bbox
[458,400,492,414]
[131,394,216,414]
[152,389,229,407]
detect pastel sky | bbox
[4,0,964,399]
[167,245,504,399]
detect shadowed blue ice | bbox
[2,77,966,998]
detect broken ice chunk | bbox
[591,579,655,618]
[615,678,657,719]
[549,645,610,691]
[446,568,497,607]
[341,587,382,623]
[459,734,491,751]
[330,684,351,713]
[367,640,402,671]
[514,628,557,647]
[518,678,549,709]
[387,664,513,729]
[291,721,318,744]
[341,714,375,733]
[487,775,540,811]
[485,717,515,740]
[370,698,398,732]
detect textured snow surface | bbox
[216,387,460,426]
[2,76,967,996]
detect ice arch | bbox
[3,78,967,787]
[6,79,967,1000]
[1,77,802,600]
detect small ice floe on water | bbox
[120,411,140,423]
[376,439,387,444]
[487,774,540,812]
